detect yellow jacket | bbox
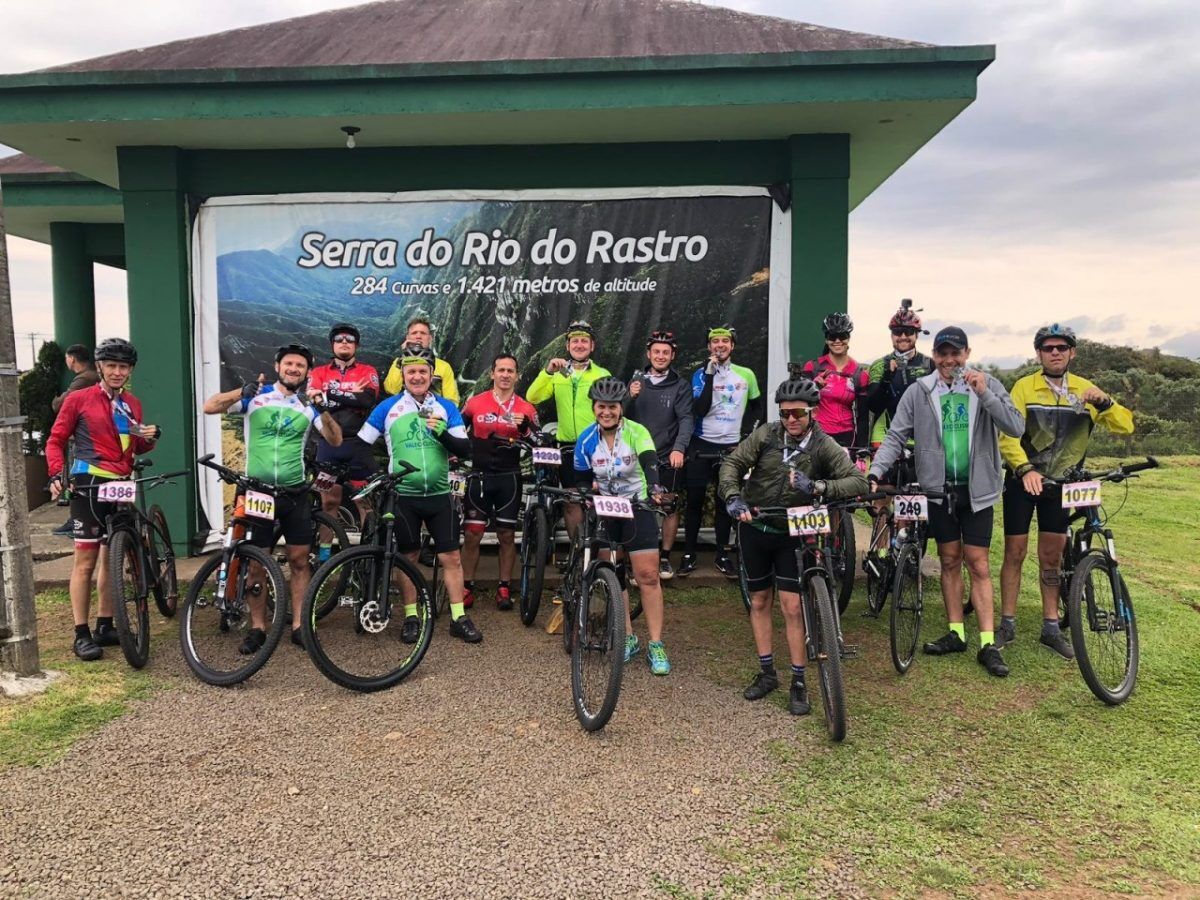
[1000,372,1134,479]
[382,357,459,404]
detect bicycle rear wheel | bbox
[808,575,847,742]
[180,544,288,686]
[519,505,548,626]
[147,504,179,618]
[311,511,351,620]
[831,509,856,614]
[109,529,151,669]
[303,546,434,692]
[431,551,450,619]
[889,542,923,674]
[1068,554,1139,705]
[736,530,753,613]
[570,565,625,732]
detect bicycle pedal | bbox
[839,643,861,660]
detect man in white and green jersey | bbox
[203,343,343,652]
[357,343,481,644]
[680,324,763,577]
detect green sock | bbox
[980,631,995,649]
[404,603,418,618]
[450,602,466,620]
[949,622,966,641]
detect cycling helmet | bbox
[566,320,595,340]
[646,330,677,350]
[275,343,314,367]
[328,323,360,344]
[1034,323,1078,350]
[588,376,629,403]
[398,342,436,368]
[775,377,820,405]
[888,299,927,334]
[94,338,138,365]
[822,312,854,337]
[707,324,737,343]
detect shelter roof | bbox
[0,152,66,175]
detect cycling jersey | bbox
[573,419,659,500]
[801,355,870,443]
[382,357,459,403]
[307,358,380,436]
[527,360,612,442]
[47,384,156,479]
[358,391,469,497]
[867,351,934,445]
[1000,372,1133,480]
[231,385,326,488]
[691,362,761,444]
[461,391,538,473]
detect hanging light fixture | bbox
[341,125,361,149]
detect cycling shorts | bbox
[242,489,314,549]
[315,438,378,484]
[928,492,994,548]
[556,441,587,489]
[1002,476,1069,536]
[464,472,524,532]
[69,475,117,546]
[596,506,660,555]
[737,521,801,593]
[393,494,460,554]
[685,437,734,488]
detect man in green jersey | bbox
[358,343,481,643]
[203,343,343,651]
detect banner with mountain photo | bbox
[192,188,788,535]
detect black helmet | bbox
[1033,323,1077,350]
[397,342,436,368]
[566,320,595,341]
[646,330,677,350]
[328,323,360,345]
[775,377,820,405]
[588,376,629,403]
[822,312,854,337]
[707,324,737,343]
[94,338,138,365]
[275,343,314,367]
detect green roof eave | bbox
[0,44,994,90]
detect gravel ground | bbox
[0,594,813,899]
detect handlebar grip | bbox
[392,459,421,477]
[197,453,215,464]
[1121,457,1159,474]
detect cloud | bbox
[1162,331,1200,360]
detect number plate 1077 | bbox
[787,505,830,536]
[1061,481,1102,509]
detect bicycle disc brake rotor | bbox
[357,599,389,634]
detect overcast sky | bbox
[3,0,1197,368]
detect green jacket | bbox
[527,361,612,443]
[719,421,868,533]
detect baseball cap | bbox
[932,326,969,350]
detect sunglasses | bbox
[891,328,918,337]
[1040,344,1071,354]
[332,334,358,344]
[827,334,850,342]
[779,408,812,421]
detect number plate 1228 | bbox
[787,505,830,536]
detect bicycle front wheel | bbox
[808,576,847,742]
[180,544,288,686]
[1069,554,1139,705]
[109,529,151,669]
[520,505,548,626]
[147,504,178,618]
[570,566,625,732]
[311,511,351,620]
[831,509,856,614]
[889,542,924,675]
[303,546,434,692]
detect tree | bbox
[17,340,64,454]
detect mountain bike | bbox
[1046,457,1157,705]
[511,433,573,627]
[427,461,471,619]
[825,448,871,613]
[180,455,292,686]
[72,459,186,668]
[301,460,436,693]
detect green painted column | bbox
[49,222,97,352]
[787,134,850,364]
[118,147,196,554]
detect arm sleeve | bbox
[866,358,891,416]
[382,360,403,396]
[741,393,765,440]
[718,429,761,502]
[852,367,871,449]
[638,449,660,491]
[673,381,694,454]
[691,369,714,418]
[527,369,554,405]
[999,378,1031,471]
[326,371,380,411]
[436,428,472,457]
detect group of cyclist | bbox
[46,301,1134,717]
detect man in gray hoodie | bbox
[626,330,694,580]
[869,326,1024,677]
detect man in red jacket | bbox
[46,338,161,661]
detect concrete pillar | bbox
[787,134,850,364]
[49,222,97,353]
[117,148,196,555]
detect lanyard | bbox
[781,429,811,467]
[1044,375,1084,412]
[492,391,516,420]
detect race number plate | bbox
[450,472,467,497]
[312,470,338,493]
[787,505,831,536]
[594,495,634,519]
[97,481,137,503]
[532,447,562,466]
[243,490,276,520]
[894,495,929,521]
[1061,480,1102,509]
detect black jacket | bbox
[624,367,694,457]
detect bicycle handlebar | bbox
[1043,456,1158,487]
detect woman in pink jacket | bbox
[800,313,870,448]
